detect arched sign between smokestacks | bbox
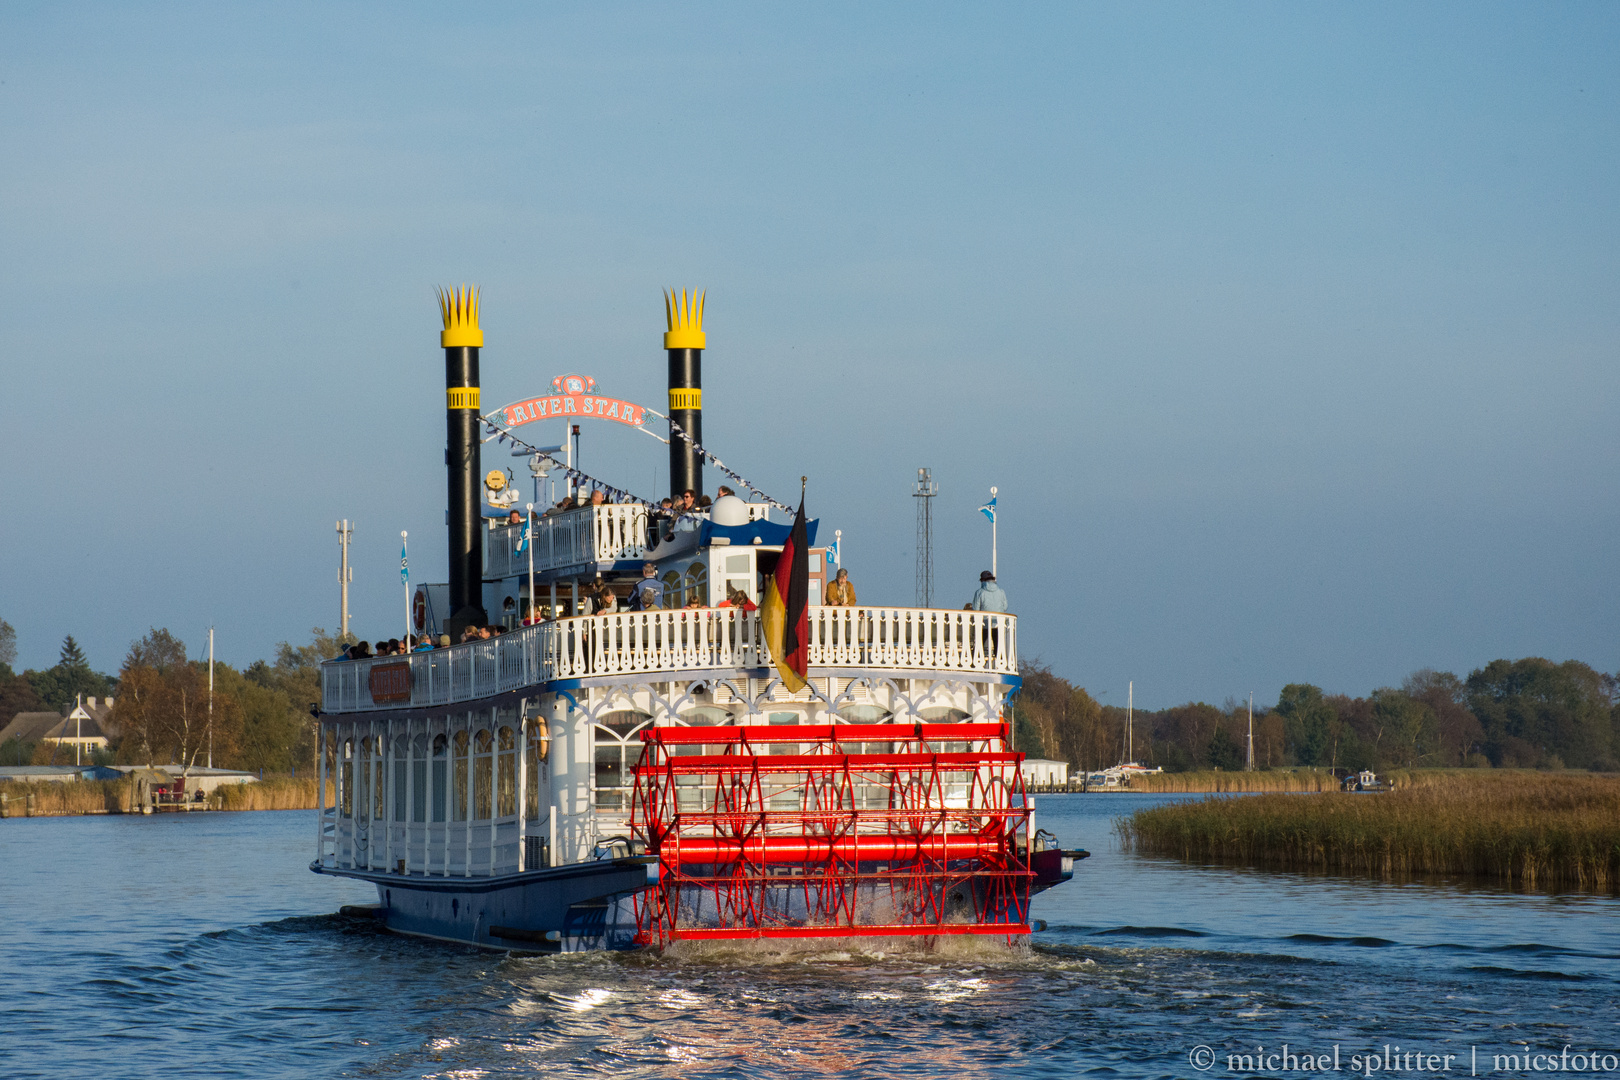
[491,373,650,430]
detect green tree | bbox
[1464,658,1613,769]
[59,635,86,667]
[1205,724,1243,770]
[1276,683,1337,766]
[1402,669,1484,766]
[0,618,15,670]
[1369,687,1435,768]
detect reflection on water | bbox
[0,796,1613,1080]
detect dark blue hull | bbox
[312,856,657,951]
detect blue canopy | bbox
[701,518,819,549]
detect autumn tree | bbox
[112,629,242,770]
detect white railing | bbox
[486,504,646,578]
[321,607,1017,713]
[485,502,775,578]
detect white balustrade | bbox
[322,607,1017,713]
[484,502,773,579]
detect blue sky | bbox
[1,3,1615,708]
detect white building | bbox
[1021,758,1069,787]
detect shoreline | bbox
[0,776,325,818]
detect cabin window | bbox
[836,704,892,724]
[371,737,386,822]
[431,735,448,823]
[524,719,543,819]
[473,728,493,820]
[339,738,353,818]
[393,736,408,821]
[592,711,650,810]
[660,570,682,608]
[496,726,516,818]
[453,730,469,822]
[352,737,369,823]
[411,735,429,823]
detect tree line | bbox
[0,617,342,772]
[1013,657,1620,774]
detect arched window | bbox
[592,711,649,813]
[473,728,493,820]
[431,734,448,824]
[660,569,682,608]
[683,561,707,607]
[453,729,470,822]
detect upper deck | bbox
[320,605,1016,714]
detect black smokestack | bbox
[664,289,705,500]
[439,286,486,638]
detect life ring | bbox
[413,591,427,632]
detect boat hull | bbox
[312,857,657,951]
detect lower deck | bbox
[316,670,1018,881]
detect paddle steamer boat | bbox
[311,289,1083,949]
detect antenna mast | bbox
[913,467,937,607]
[336,520,353,639]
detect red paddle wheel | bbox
[629,721,1034,946]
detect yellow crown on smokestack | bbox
[437,285,483,348]
[663,288,706,349]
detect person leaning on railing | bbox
[718,586,756,611]
[826,568,856,606]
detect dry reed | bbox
[1119,770,1620,892]
[1129,769,1340,793]
[214,776,327,811]
[0,780,132,816]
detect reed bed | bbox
[214,776,327,811]
[0,780,132,816]
[1129,769,1340,793]
[1119,771,1620,892]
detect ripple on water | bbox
[1,803,1617,1080]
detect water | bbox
[1,795,1615,1079]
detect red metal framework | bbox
[630,722,1033,946]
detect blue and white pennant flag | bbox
[826,535,839,568]
[979,495,997,524]
[400,538,409,584]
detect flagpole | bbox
[525,502,535,625]
[989,486,997,579]
[834,528,842,570]
[401,531,410,644]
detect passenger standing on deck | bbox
[630,562,665,611]
[970,571,1008,612]
[970,570,1008,661]
[826,568,857,606]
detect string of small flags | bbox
[483,419,708,526]
[664,418,793,513]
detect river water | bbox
[1,794,1615,1079]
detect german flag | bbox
[761,498,810,692]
